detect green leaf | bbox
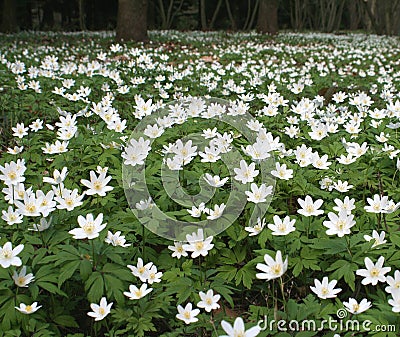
[58,260,80,287]
[235,266,255,289]
[295,332,318,337]
[37,281,67,297]
[217,265,237,282]
[292,258,304,277]
[85,272,104,302]
[80,259,92,281]
[102,263,132,281]
[53,315,79,328]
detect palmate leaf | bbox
[326,260,357,291]
[310,238,347,255]
[235,265,255,289]
[164,276,193,304]
[37,281,68,296]
[126,316,157,337]
[1,293,31,331]
[210,280,235,308]
[217,265,237,282]
[53,315,79,328]
[84,271,104,303]
[58,260,80,287]
[35,264,68,296]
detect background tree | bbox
[257,0,278,34]
[318,0,345,33]
[242,0,259,30]
[362,0,400,35]
[116,0,148,41]
[0,0,18,33]
[1,0,400,36]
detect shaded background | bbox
[1,0,400,37]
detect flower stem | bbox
[142,225,146,260]
[279,276,286,313]
[91,240,96,270]
[345,235,352,258]
[210,313,218,336]
[105,318,110,334]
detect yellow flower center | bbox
[18,277,25,285]
[83,222,95,234]
[321,287,329,295]
[306,205,314,213]
[352,304,360,313]
[271,264,282,275]
[93,182,102,190]
[278,224,286,232]
[138,267,145,274]
[184,312,191,319]
[195,242,204,250]
[234,332,245,337]
[337,220,345,230]
[66,198,74,206]
[26,203,36,213]
[206,298,213,305]
[98,308,105,315]
[25,305,33,313]
[135,290,142,298]
[370,268,380,277]
[8,171,17,180]
[2,249,12,258]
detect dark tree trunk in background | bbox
[225,0,236,30]
[1,0,18,32]
[257,0,278,34]
[116,0,148,41]
[348,0,359,30]
[200,0,207,30]
[79,0,86,30]
[209,0,223,29]
[363,0,400,35]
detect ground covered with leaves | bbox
[0,31,400,337]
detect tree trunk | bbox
[248,0,259,30]
[225,0,236,30]
[347,0,359,30]
[116,0,148,42]
[256,0,278,34]
[209,0,223,29]
[1,0,18,32]
[362,0,400,35]
[200,0,207,30]
[79,0,86,31]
